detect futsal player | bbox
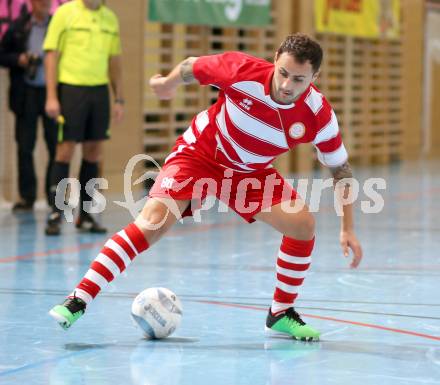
[49,33,363,341]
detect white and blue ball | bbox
[131,287,183,339]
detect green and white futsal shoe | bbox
[265,307,320,341]
[49,296,87,330]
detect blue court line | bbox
[0,349,95,378]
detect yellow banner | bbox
[315,0,400,38]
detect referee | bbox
[43,0,124,235]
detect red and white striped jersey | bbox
[171,51,348,172]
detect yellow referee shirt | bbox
[43,0,121,86]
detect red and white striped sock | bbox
[71,223,149,304]
[271,236,314,315]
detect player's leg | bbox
[76,140,106,233]
[76,85,110,232]
[42,108,57,207]
[49,197,190,330]
[49,138,210,329]
[255,202,320,340]
[46,84,87,235]
[45,140,76,235]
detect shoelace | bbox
[64,296,86,314]
[285,308,306,326]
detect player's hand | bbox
[149,74,176,100]
[113,102,124,124]
[340,230,363,268]
[46,97,60,119]
[18,53,29,68]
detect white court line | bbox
[320,326,349,338]
[426,348,440,367]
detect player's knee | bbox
[82,143,102,162]
[55,143,75,162]
[285,211,315,240]
[55,152,73,163]
[300,213,315,239]
[83,152,101,163]
[136,206,168,230]
[135,200,177,244]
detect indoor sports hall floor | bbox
[0,160,439,385]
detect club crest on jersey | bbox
[239,98,253,111]
[289,122,306,139]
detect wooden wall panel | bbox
[104,0,145,193]
[293,0,424,170]
[0,71,15,203]
[401,0,424,159]
[315,36,405,166]
[429,60,440,156]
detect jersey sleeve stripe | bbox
[315,133,343,153]
[313,110,339,144]
[316,144,348,167]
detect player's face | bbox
[30,0,51,16]
[83,0,103,9]
[271,52,319,104]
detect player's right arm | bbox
[45,50,60,118]
[149,57,199,100]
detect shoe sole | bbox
[12,208,34,213]
[75,223,107,233]
[49,309,70,330]
[76,227,107,234]
[264,326,320,342]
[45,230,60,236]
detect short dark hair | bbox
[277,33,323,73]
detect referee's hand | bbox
[113,102,124,124]
[46,97,60,119]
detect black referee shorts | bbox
[58,83,110,143]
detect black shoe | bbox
[76,213,107,233]
[45,211,62,236]
[12,200,34,212]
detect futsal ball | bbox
[131,287,183,339]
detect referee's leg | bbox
[48,142,75,204]
[76,140,107,232]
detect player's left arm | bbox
[109,54,124,123]
[330,161,363,268]
[149,57,199,100]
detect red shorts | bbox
[149,149,297,223]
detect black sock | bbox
[49,161,69,211]
[79,159,99,219]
